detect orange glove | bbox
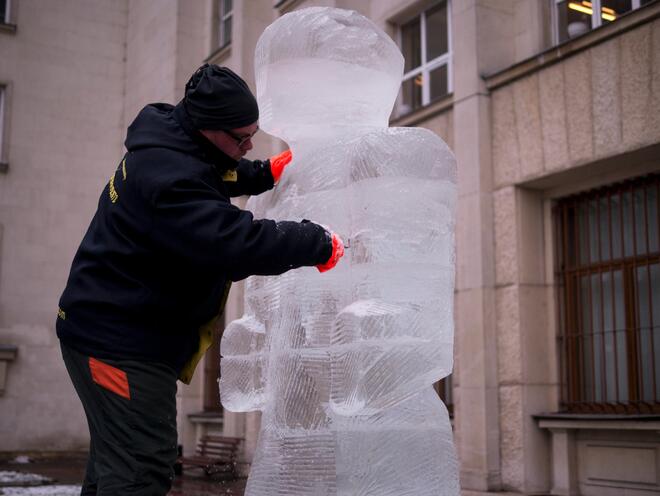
[269,149,292,183]
[316,231,345,273]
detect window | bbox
[218,0,233,48]
[0,0,9,24]
[554,0,653,43]
[397,1,452,117]
[554,174,660,414]
[0,85,5,167]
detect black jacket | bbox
[57,103,331,373]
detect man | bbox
[56,64,344,495]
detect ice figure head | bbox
[255,7,404,143]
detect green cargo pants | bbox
[61,343,178,495]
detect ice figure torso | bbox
[221,8,459,495]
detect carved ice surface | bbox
[221,7,459,495]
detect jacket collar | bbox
[172,102,239,173]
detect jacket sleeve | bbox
[149,176,331,282]
[223,158,275,197]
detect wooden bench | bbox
[177,435,243,478]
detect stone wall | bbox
[0,0,218,454]
[489,11,660,494]
[0,0,128,451]
[491,19,660,188]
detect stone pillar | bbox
[494,186,553,493]
[548,428,578,496]
[452,0,523,490]
[176,369,204,455]
[452,1,500,490]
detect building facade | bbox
[0,1,658,494]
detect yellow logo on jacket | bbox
[108,158,127,204]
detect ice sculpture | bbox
[220,7,459,495]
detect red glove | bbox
[269,149,292,183]
[316,231,345,273]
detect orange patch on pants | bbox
[89,357,130,399]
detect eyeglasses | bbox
[225,127,259,148]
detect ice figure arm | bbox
[219,315,267,412]
[223,158,275,197]
[330,300,454,415]
[150,177,332,280]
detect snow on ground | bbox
[0,471,81,495]
[0,472,51,486]
[0,486,82,496]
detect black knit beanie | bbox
[183,64,259,130]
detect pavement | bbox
[0,452,246,496]
[0,452,526,496]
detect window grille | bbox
[554,173,660,414]
[396,0,452,117]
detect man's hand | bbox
[269,149,292,183]
[317,231,345,273]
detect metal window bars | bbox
[554,173,660,414]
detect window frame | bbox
[396,0,453,116]
[551,0,646,45]
[553,173,660,414]
[218,0,233,49]
[0,85,6,168]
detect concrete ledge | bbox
[274,0,305,14]
[205,44,231,65]
[187,411,224,425]
[0,345,17,360]
[523,143,660,196]
[0,23,16,35]
[538,413,660,495]
[461,492,520,496]
[536,413,660,431]
[390,93,454,128]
